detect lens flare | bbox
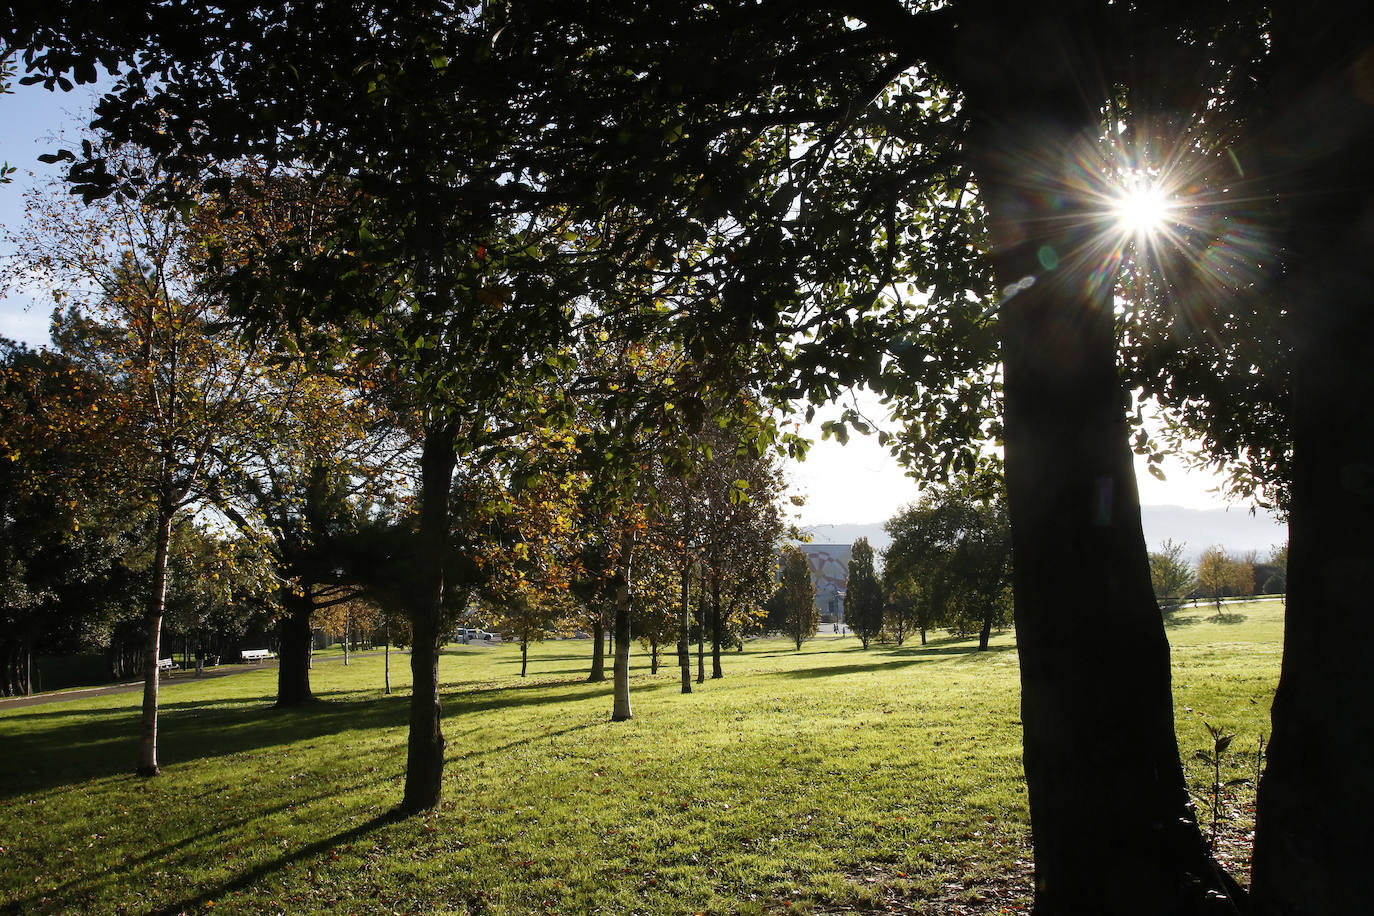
[1113,181,1174,237]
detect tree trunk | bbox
[399,425,456,815]
[710,580,723,680]
[714,576,725,678]
[678,562,692,694]
[589,613,607,682]
[695,598,705,685]
[960,47,1235,911]
[1251,14,1374,910]
[384,614,391,696]
[276,589,315,706]
[979,612,992,652]
[611,527,635,722]
[137,505,174,777]
[650,638,660,675]
[521,637,528,678]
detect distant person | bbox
[194,645,204,677]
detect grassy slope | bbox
[0,601,1283,916]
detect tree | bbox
[487,589,564,678]
[1149,539,1195,610]
[0,340,147,695]
[195,168,406,706]
[672,399,788,679]
[1228,552,1256,602]
[843,538,883,649]
[1260,543,1287,596]
[3,1,1294,903]
[162,524,271,670]
[3,165,273,776]
[1196,546,1233,614]
[883,481,1012,652]
[0,51,15,184]
[775,546,818,651]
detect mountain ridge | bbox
[799,505,1286,563]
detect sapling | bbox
[1196,722,1235,853]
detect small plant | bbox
[1195,722,1236,853]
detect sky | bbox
[1,75,1246,529]
[786,393,1239,527]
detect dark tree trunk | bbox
[958,29,1236,911]
[650,638,660,675]
[710,580,723,680]
[695,599,704,685]
[589,613,607,682]
[137,505,174,778]
[678,562,692,694]
[399,425,457,815]
[919,626,926,646]
[611,527,635,722]
[1251,12,1374,910]
[978,613,992,652]
[276,589,315,706]
[520,637,528,678]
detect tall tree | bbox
[883,481,1011,651]
[9,2,1323,904]
[1149,540,1195,611]
[1196,546,1235,615]
[776,546,818,651]
[843,537,883,649]
[0,339,146,695]
[674,400,788,679]
[4,167,271,776]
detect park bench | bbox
[157,657,176,671]
[240,648,274,662]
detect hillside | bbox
[802,505,1287,562]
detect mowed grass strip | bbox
[0,604,1282,916]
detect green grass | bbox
[0,603,1284,915]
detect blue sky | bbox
[1,72,1248,527]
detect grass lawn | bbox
[0,601,1283,915]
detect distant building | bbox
[795,544,851,622]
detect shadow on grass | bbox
[753,645,868,659]
[1163,612,1204,629]
[146,810,401,916]
[3,672,613,799]
[0,692,412,800]
[5,771,397,916]
[1163,610,1249,629]
[776,643,1015,680]
[443,684,606,717]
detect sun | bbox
[1112,179,1174,237]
